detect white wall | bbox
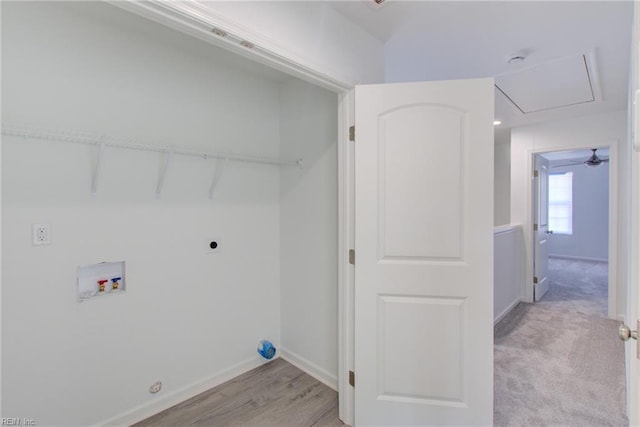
[510,110,628,318]
[2,3,285,425]
[494,225,525,323]
[494,128,511,226]
[279,80,339,387]
[547,162,609,261]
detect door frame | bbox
[109,2,358,425]
[525,142,619,319]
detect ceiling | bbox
[330,1,633,128]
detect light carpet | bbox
[494,258,627,426]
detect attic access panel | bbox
[495,53,598,114]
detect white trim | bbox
[337,90,355,425]
[608,141,619,320]
[279,348,338,391]
[97,357,271,427]
[584,49,603,103]
[548,254,608,263]
[108,0,352,94]
[494,223,522,236]
[494,299,522,325]
[525,140,618,320]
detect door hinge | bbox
[349,126,355,142]
[533,276,539,284]
[533,223,538,231]
[349,370,355,387]
[349,249,355,265]
[534,169,539,178]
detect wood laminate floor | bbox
[134,358,344,427]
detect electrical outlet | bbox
[149,381,162,394]
[32,223,51,246]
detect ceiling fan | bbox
[550,148,609,168]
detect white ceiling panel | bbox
[495,53,596,114]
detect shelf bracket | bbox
[209,157,228,199]
[91,139,106,198]
[156,149,174,199]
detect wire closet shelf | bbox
[1,124,304,198]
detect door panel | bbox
[379,104,463,260]
[378,295,465,403]
[354,78,494,426]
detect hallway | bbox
[494,258,627,426]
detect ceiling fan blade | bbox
[550,149,609,169]
[550,162,581,168]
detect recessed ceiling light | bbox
[493,120,502,126]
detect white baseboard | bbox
[98,356,270,426]
[549,254,608,263]
[494,298,522,325]
[280,347,338,391]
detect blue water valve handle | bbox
[111,277,122,290]
[257,340,276,360]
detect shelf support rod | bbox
[209,157,228,199]
[156,149,174,199]
[91,139,106,198]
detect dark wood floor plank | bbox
[133,358,343,427]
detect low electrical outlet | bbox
[32,223,51,246]
[149,381,162,394]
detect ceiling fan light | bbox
[584,148,604,167]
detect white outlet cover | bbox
[32,223,51,246]
[205,237,221,254]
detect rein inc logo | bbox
[1,419,35,426]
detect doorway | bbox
[494,147,625,424]
[533,148,612,312]
[514,140,619,320]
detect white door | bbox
[354,78,494,426]
[533,155,550,301]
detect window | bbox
[548,172,573,234]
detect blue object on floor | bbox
[257,340,276,359]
